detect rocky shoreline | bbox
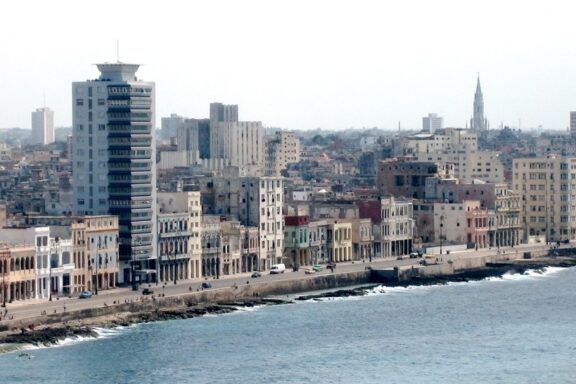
[1,256,574,349]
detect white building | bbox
[209,103,263,176]
[403,128,504,184]
[422,113,443,133]
[379,197,414,257]
[157,191,202,282]
[31,107,55,145]
[72,62,157,283]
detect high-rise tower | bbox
[72,63,157,284]
[31,107,55,145]
[470,75,488,131]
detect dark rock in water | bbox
[2,326,97,346]
[295,285,378,301]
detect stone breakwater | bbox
[1,255,575,347]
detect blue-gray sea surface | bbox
[1,267,575,384]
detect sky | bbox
[0,0,575,131]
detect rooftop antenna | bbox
[116,39,120,63]
[43,93,46,109]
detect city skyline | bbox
[1,0,575,131]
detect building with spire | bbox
[470,75,488,131]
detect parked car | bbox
[409,252,420,258]
[312,264,323,272]
[270,263,286,274]
[142,288,154,295]
[251,271,262,278]
[79,290,93,299]
[305,268,316,275]
[201,281,212,289]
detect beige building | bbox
[433,200,488,248]
[71,216,119,293]
[326,220,353,263]
[0,244,36,303]
[402,128,504,183]
[512,155,576,242]
[351,218,373,261]
[264,131,301,176]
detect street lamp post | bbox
[1,259,6,307]
[439,215,444,255]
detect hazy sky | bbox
[1,0,575,131]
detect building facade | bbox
[72,63,157,283]
[512,155,576,242]
[31,107,55,145]
[422,113,443,133]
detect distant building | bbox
[470,75,488,131]
[264,131,301,176]
[377,157,453,199]
[209,103,264,176]
[570,111,576,135]
[161,113,184,141]
[31,107,55,145]
[422,113,443,133]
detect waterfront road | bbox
[0,242,563,323]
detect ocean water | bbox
[1,267,575,384]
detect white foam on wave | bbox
[487,266,566,282]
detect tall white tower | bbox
[31,107,54,144]
[470,75,488,131]
[72,62,157,284]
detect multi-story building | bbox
[200,176,284,270]
[31,107,55,145]
[377,158,453,199]
[71,216,119,293]
[571,111,576,136]
[264,131,301,176]
[326,220,353,263]
[209,103,264,176]
[72,63,157,283]
[379,197,414,257]
[512,155,576,242]
[490,185,521,247]
[401,128,504,183]
[422,113,443,133]
[1,244,36,303]
[351,218,373,261]
[433,200,488,248]
[308,219,328,264]
[201,215,221,278]
[284,215,310,267]
[157,191,202,283]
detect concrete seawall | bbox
[6,271,372,330]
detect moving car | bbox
[305,268,316,275]
[251,271,262,278]
[312,264,323,272]
[201,281,212,289]
[409,252,420,258]
[142,288,154,295]
[79,290,93,299]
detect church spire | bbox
[471,74,488,131]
